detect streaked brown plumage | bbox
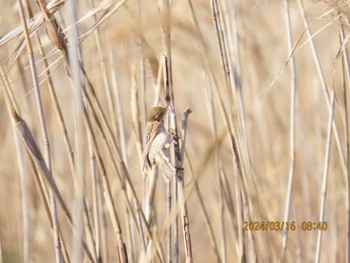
[143,106,175,177]
[146,106,168,122]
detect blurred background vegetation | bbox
[0,0,348,262]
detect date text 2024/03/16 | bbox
[243,221,328,231]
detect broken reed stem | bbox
[17,1,62,262]
[281,0,296,260]
[158,1,176,260]
[159,0,194,260]
[179,110,193,263]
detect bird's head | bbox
[147,106,169,122]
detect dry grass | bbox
[0,0,349,262]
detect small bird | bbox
[143,106,176,178]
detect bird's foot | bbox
[168,128,180,141]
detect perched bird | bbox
[143,106,176,178]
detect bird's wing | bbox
[143,121,161,171]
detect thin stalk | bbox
[315,90,335,263]
[167,180,172,263]
[158,1,177,261]
[39,1,127,262]
[124,208,135,262]
[109,47,128,167]
[13,116,29,263]
[89,0,118,136]
[81,78,163,262]
[154,57,163,106]
[1,65,72,263]
[136,0,147,132]
[212,3,255,232]
[185,1,248,260]
[173,176,178,263]
[90,145,102,263]
[0,64,29,263]
[280,0,297,260]
[130,65,148,261]
[145,168,158,224]
[157,128,227,256]
[80,96,128,263]
[131,65,144,164]
[3,97,93,262]
[219,0,251,177]
[185,151,221,262]
[209,0,232,103]
[135,198,147,255]
[205,80,224,262]
[219,178,226,263]
[0,231,2,263]
[36,2,96,261]
[159,0,193,260]
[179,109,193,263]
[296,0,346,176]
[17,1,61,262]
[108,45,137,262]
[66,1,85,262]
[98,178,108,263]
[82,69,162,262]
[338,22,350,263]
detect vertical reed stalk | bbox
[280,0,297,260]
[158,1,176,261]
[205,81,224,262]
[315,90,335,263]
[66,1,85,262]
[0,232,3,263]
[338,19,350,263]
[89,144,102,263]
[17,1,62,262]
